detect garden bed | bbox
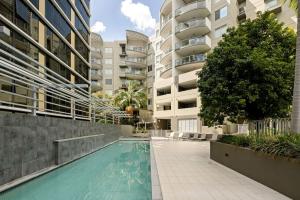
[210,135,300,199]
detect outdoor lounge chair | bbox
[209,133,218,141]
[168,132,175,140]
[193,133,206,141]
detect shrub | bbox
[218,134,300,159]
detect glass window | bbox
[215,25,228,38]
[45,0,71,42]
[55,0,71,19]
[30,0,39,8]
[75,15,89,43]
[104,48,113,53]
[104,69,113,75]
[75,0,90,26]
[104,59,112,65]
[178,119,197,133]
[46,55,71,80]
[75,35,89,62]
[75,55,89,80]
[148,65,152,72]
[215,6,228,20]
[265,0,278,9]
[105,79,112,85]
[45,26,71,66]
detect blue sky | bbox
[90,0,163,41]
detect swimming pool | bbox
[0,141,151,200]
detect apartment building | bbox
[100,30,155,111]
[154,0,296,132]
[91,32,103,93]
[0,0,91,117]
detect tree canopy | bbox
[113,81,147,110]
[197,12,296,126]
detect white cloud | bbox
[91,21,106,33]
[121,0,156,32]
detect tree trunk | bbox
[291,6,300,133]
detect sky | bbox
[90,0,163,41]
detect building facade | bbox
[99,30,155,111]
[153,0,296,132]
[91,32,103,93]
[0,0,91,118]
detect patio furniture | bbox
[168,132,175,140]
[209,133,218,141]
[193,133,206,141]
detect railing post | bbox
[92,106,96,123]
[32,86,37,116]
[72,99,75,120]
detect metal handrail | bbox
[0,39,131,123]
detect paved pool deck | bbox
[151,140,290,200]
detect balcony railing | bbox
[175,54,206,66]
[126,46,146,54]
[120,70,146,76]
[125,57,146,65]
[175,0,208,16]
[161,14,172,28]
[175,36,207,50]
[175,18,208,33]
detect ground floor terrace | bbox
[152,139,290,200]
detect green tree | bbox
[198,12,296,126]
[113,81,147,111]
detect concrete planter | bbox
[210,141,300,200]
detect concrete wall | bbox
[0,112,122,186]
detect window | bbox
[104,48,113,53]
[75,35,89,62]
[75,55,89,80]
[105,79,112,85]
[104,69,113,75]
[104,59,112,65]
[75,15,89,43]
[156,55,161,64]
[148,99,152,105]
[45,0,71,41]
[156,43,160,51]
[45,26,71,66]
[215,6,228,20]
[215,25,228,38]
[55,0,71,19]
[75,0,90,26]
[265,0,278,9]
[148,65,153,72]
[178,119,197,133]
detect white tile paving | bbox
[151,140,290,200]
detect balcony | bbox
[160,33,172,52]
[265,0,282,14]
[91,81,102,92]
[160,48,172,65]
[175,35,211,56]
[161,0,172,15]
[124,57,147,68]
[175,18,211,39]
[119,70,146,80]
[126,46,146,57]
[160,14,172,37]
[175,0,211,22]
[175,54,206,72]
[237,7,246,21]
[160,64,172,79]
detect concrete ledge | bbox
[54,134,105,165]
[150,141,163,200]
[210,141,300,200]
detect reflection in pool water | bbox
[0,141,151,200]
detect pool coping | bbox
[0,139,119,193]
[150,140,163,200]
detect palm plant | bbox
[284,0,300,133]
[113,81,147,113]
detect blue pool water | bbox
[0,141,151,200]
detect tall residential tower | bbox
[153,0,296,132]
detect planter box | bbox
[210,142,300,200]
